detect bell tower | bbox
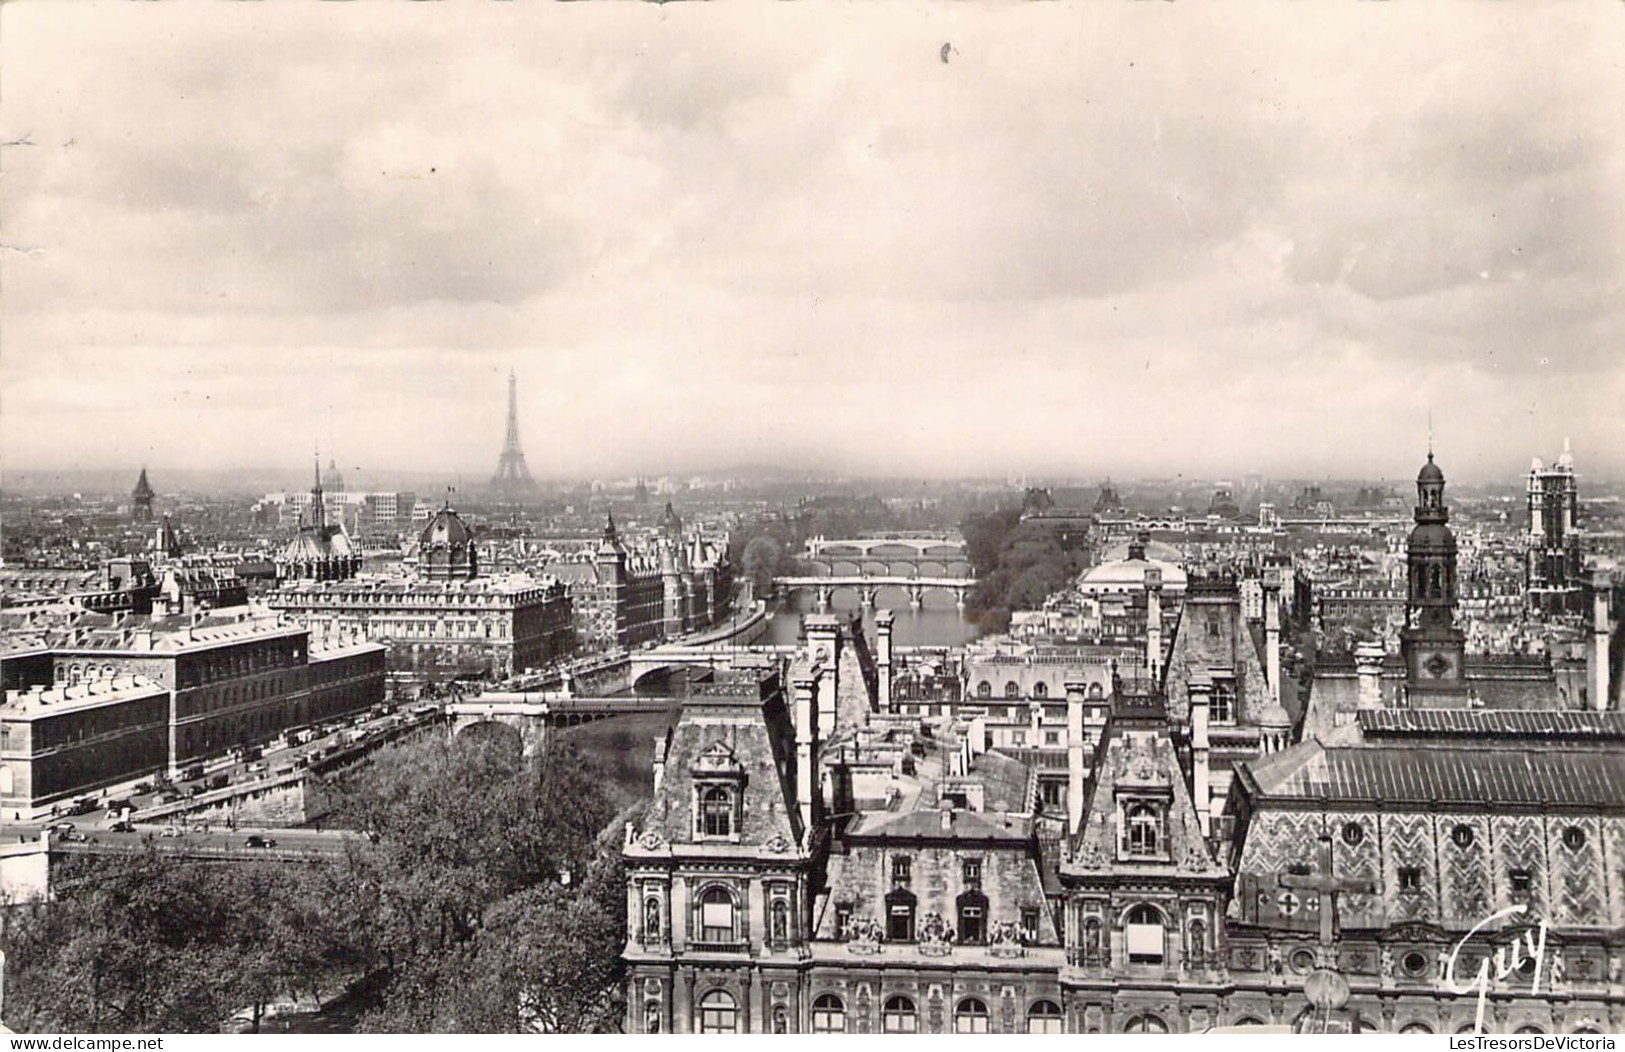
[1401,451,1467,700]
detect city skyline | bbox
[3,4,1623,484]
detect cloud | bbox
[1,2,1622,481]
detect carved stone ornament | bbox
[846,917,885,955]
[638,830,666,851]
[764,832,793,854]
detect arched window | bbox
[1027,1000,1063,1034]
[1123,1014,1168,1034]
[1399,1022,1434,1034]
[1087,682,1103,699]
[1515,1026,1546,1035]
[1004,681,1021,699]
[701,786,733,837]
[811,994,845,1034]
[698,990,737,1034]
[977,681,992,698]
[1126,803,1160,855]
[698,886,735,943]
[955,997,990,1034]
[1232,1017,1266,1028]
[1032,681,1048,698]
[882,996,917,1034]
[1125,904,1165,965]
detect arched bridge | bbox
[801,536,971,578]
[773,575,976,611]
[447,694,679,755]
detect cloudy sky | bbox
[3,2,1622,484]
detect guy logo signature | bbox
[1444,904,1548,1035]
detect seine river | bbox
[761,586,989,648]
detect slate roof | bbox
[1242,742,1625,811]
[1358,708,1625,742]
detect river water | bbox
[761,587,989,648]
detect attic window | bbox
[700,786,735,838]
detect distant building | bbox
[1527,441,1585,617]
[276,461,362,583]
[130,467,156,524]
[554,510,734,651]
[269,503,575,684]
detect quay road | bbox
[45,825,363,863]
[14,706,444,841]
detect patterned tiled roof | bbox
[1243,743,1625,811]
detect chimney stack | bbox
[1263,569,1283,700]
[804,615,840,739]
[1593,572,1613,712]
[792,669,819,836]
[1189,672,1212,834]
[1144,568,1164,684]
[1355,642,1386,716]
[1065,679,1087,837]
[875,610,895,712]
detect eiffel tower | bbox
[490,369,539,501]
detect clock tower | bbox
[1400,451,1467,700]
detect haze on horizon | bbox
[2,3,1622,487]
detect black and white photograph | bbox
[1,0,1623,1039]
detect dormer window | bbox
[701,786,734,838]
[1126,803,1161,856]
[963,859,982,888]
[1032,681,1048,698]
[1005,681,1021,699]
[1211,679,1236,724]
[892,855,912,887]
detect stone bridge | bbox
[773,575,976,611]
[446,694,680,755]
[801,536,971,578]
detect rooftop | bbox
[2,673,166,718]
[1242,740,1625,811]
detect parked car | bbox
[246,761,269,773]
[208,774,230,790]
[109,820,135,833]
[160,790,185,804]
[244,835,277,849]
[160,826,185,838]
[47,822,75,836]
[183,764,205,782]
[70,798,101,816]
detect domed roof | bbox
[420,504,472,550]
[1080,556,1188,589]
[1417,453,1444,484]
[1407,521,1456,551]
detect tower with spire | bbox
[276,455,361,582]
[490,369,539,502]
[131,467,156,523]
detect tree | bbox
[740,534,787,598]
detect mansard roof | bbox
[634,672,803,852]
[1065,727,1224,881]
[1161,581,1271,724]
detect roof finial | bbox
[1427,409,1434,461]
